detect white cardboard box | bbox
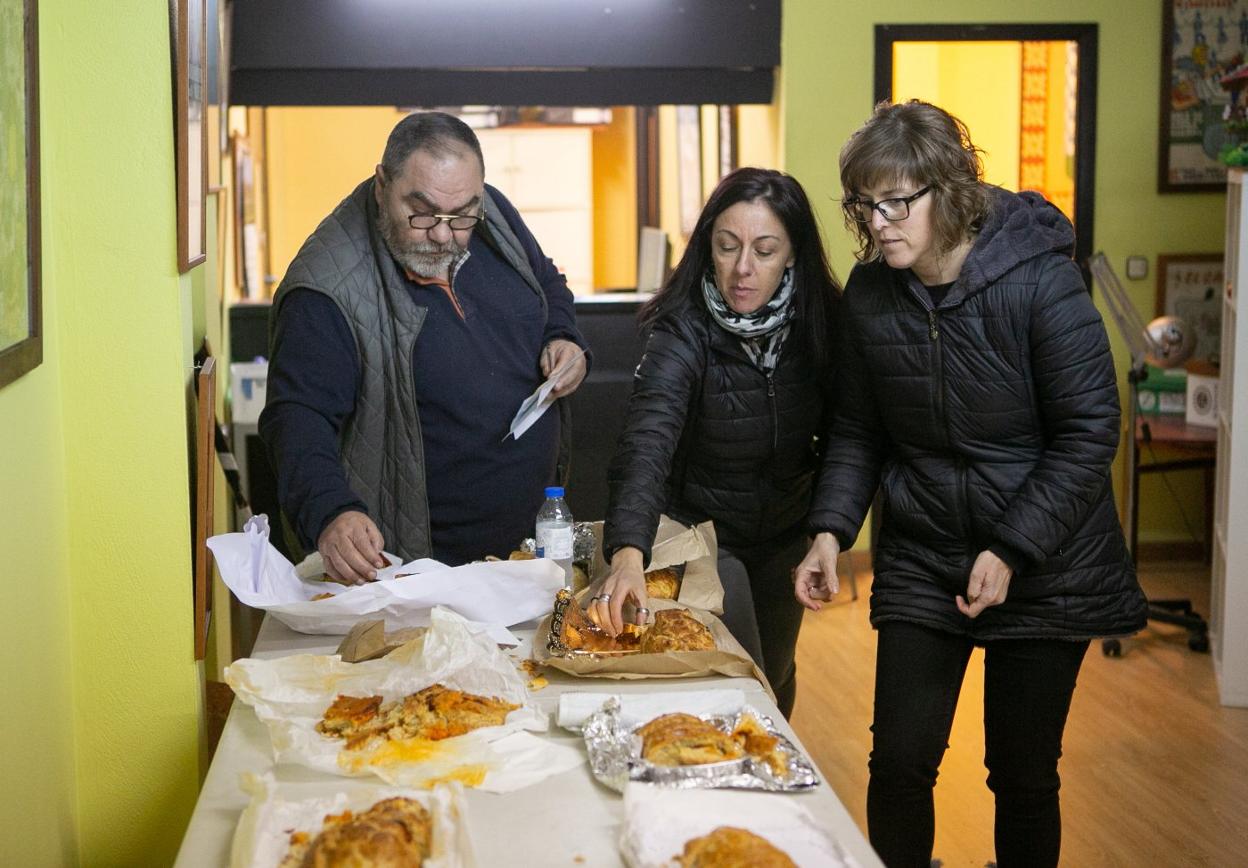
[230,361,268,425]
[1186,371,1219,427]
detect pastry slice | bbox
[315,694,383,739]
[677,826,796,868]
[636,712,744,766]
[280,796,432,868]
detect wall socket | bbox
[1125,256,1149,280]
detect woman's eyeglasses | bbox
[843,186,931,223]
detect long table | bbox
[173,616,881,867]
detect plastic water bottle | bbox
[535,486,575,588]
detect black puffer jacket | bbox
[809,188,1147,640]
[604,301,829,562]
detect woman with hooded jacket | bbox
[794,101,1147,867]
[591,167,840,717]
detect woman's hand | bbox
[957,550,1013,618]
[794,532,841,611]
[588,546,648,637]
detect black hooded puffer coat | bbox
[809,188,1147,640]
[603,301,829,563]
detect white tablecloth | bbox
[173,616,881,867]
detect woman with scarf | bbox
[591,167,840,717]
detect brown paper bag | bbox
[589,516,724,615]
[336,620,426,663]
[533,597,774,703]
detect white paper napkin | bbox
[225,607,582,793]
[620,783,860,868]
[207,515,565,634]
[230,774,475,868]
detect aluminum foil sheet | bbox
[582,697,821,793]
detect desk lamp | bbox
[1088,252,1209,654]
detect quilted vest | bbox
[271,178,546,560]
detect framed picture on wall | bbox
[173,0,207,270]
[1157,253,1224,364]
[0,0,41,390]
[1158,0,1246,192]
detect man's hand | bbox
[957,550,1013,618]
[542,339,587,399]
[318,510,387,585]
[587,546,648,637]
[794,532,841,611]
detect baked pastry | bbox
[731,713,787,776]
[310,592,335,601]
[316,684,518,750]
[677,826,796,868]
[636,713,743,766]
[638,609,716,653]
[317,695,383,739]
[550,588,641,654]
[644,566,682,600]
[280,796,432,868]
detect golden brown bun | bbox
[677,826,796,868]
[508,550,536,560]
[637,713,743,766]
[639,609,716,653]
[644,567,681,600]
[281,797,432,868]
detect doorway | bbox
[874,24,1099,269]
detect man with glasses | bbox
[261,111,588,582]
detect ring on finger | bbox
[597,593,612,604]
[635,606,650,617]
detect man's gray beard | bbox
[376,213,463,279]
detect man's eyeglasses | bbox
[843,186,931,223]
[407,211,484,231]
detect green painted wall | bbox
[0,1,205,864]
[783,0,1224,545]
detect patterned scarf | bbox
[701,267,796,375]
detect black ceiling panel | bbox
[230,0,779,106]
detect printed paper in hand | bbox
[507,346,586,440]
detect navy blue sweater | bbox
[260,188,586,565]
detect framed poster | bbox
[1156,253,1223,364]
[174,0,207,270]
[1159,0,1247,192]
[0,0,41,389]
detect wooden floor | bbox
[790,556,1248,867]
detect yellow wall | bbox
[894,41,1023,189]
[784,1,1224,546]
[264,107,408,289]
[592,109,638,289]
[0,1,206,863]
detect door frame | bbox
[874,23,1099,270]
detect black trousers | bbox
[717,529,808,718]
[867,620,1089,868]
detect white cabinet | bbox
[477,127,594,295]
[1213,169,1248,705]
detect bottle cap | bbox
[544,486,565,498]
